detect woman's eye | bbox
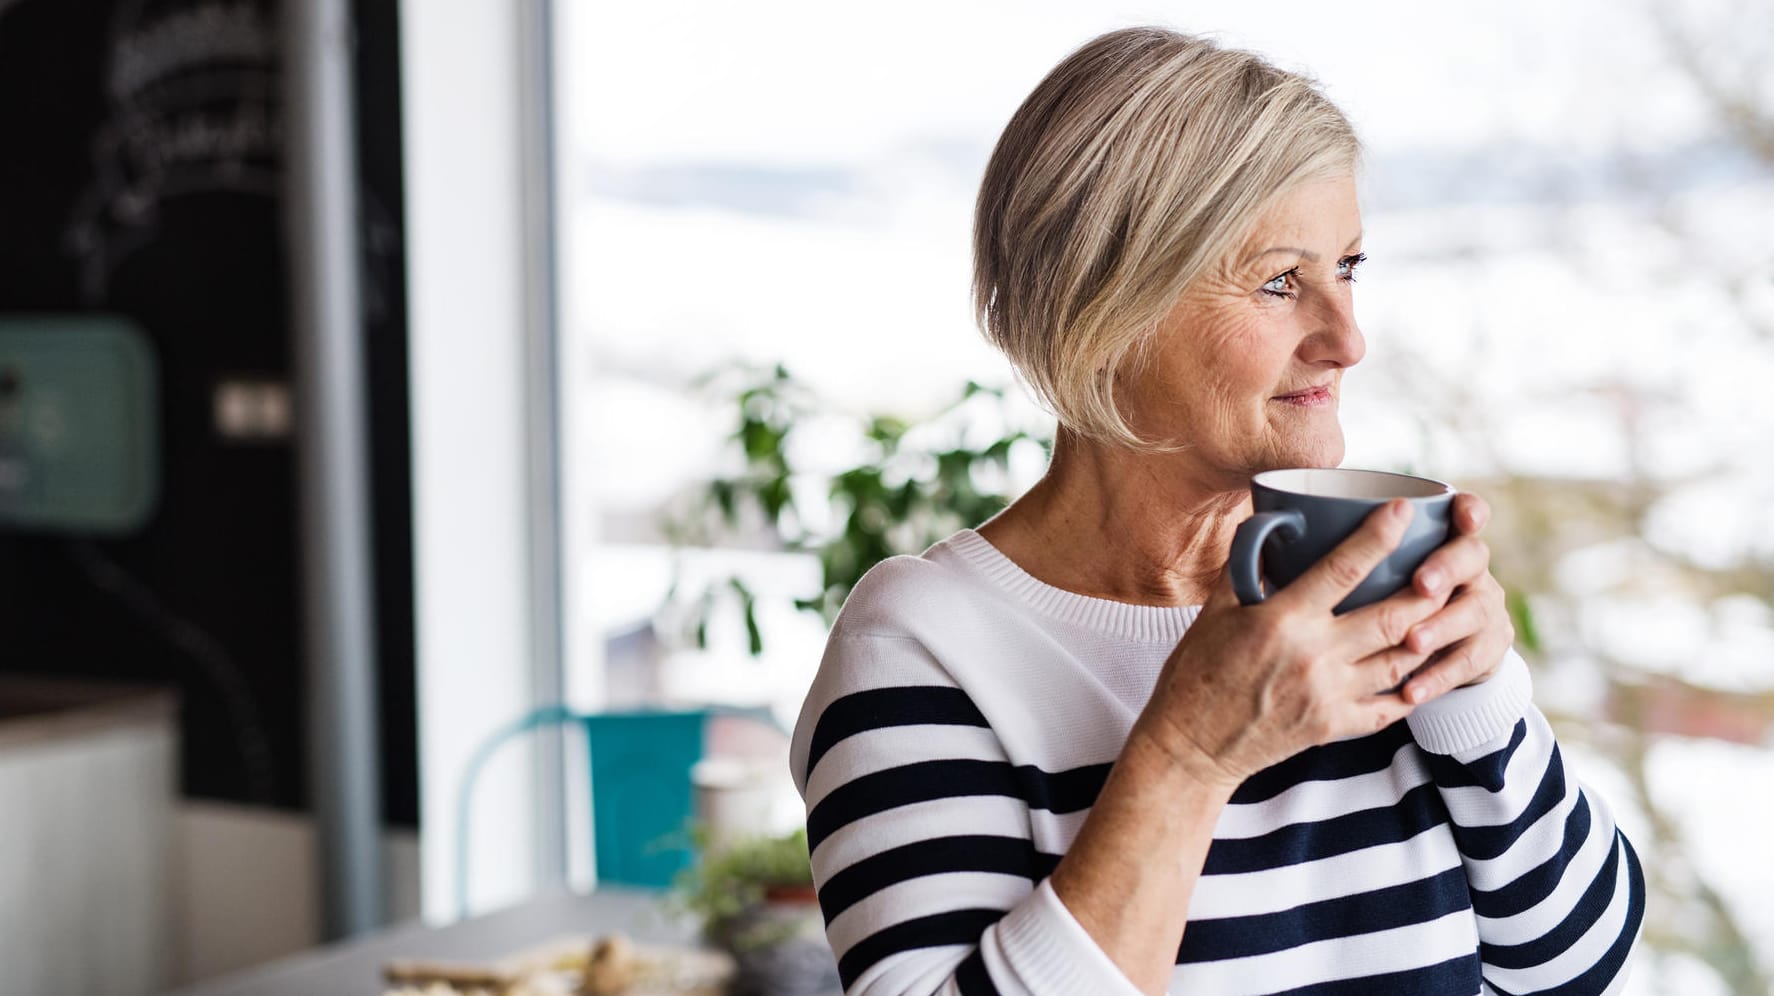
[1337,252,1368,281]
[1262,271,1294,296]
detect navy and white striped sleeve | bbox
[1407,649,1646,995]
[790,630,1144,996]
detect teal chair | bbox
[454,704,779,918]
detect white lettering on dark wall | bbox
[65,0,281,301]
[109,1,275,101]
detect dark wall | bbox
[0,0,418,826]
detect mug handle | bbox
[1230,509,1306,606]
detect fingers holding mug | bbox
[1400,574,1513,702]
[1411,532,1491,600]
[1277,499,1414,611]
[1449,491,1491,537]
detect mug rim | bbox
[1252,467,1454,500]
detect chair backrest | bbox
[455,703,785,917]
[576,710,707,888]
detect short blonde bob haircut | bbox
[973,26,1362,450]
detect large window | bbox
[556,3,1774,990]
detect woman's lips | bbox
[1272,385,1334,407]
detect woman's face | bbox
[1118,175,1366,489]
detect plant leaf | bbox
[1506,589,1542,653]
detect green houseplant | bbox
[662,363,1049,655]
[675,828,838,995]
[676,827,814,942]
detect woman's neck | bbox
[977,428,1250,607]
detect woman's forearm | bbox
[1048,728,1235,995]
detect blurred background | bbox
[0,0,1768,993]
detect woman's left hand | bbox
[1397,492,1515,704]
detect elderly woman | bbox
[790,26,1644,996]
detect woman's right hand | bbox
[1133,498,1454,790]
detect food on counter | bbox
[581,934,639,995]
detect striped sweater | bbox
[790,528,1645,995]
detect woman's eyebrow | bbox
[1242,233,1364,268]
[1246,246,1319,265]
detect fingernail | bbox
[1407,683,1426,704]
[1410,627,1433,652]
[1419,569,1443,594]
[1392,500,1413,523]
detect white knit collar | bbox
[935,528,1202,644]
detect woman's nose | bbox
[1299,291,1365,368]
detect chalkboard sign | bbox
[0,0,417,824]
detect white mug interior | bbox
[1254,468,1453,500]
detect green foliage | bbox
[1504,588,1541,654]
[663,364,1046,655]
[673,827,814,930]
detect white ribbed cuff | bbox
[992,878,1149,996]
[1406,647,1534,756]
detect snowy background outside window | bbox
[558,3,1774,992]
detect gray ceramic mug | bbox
[1230,468,1455,614]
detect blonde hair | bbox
[972,26,1362,449]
